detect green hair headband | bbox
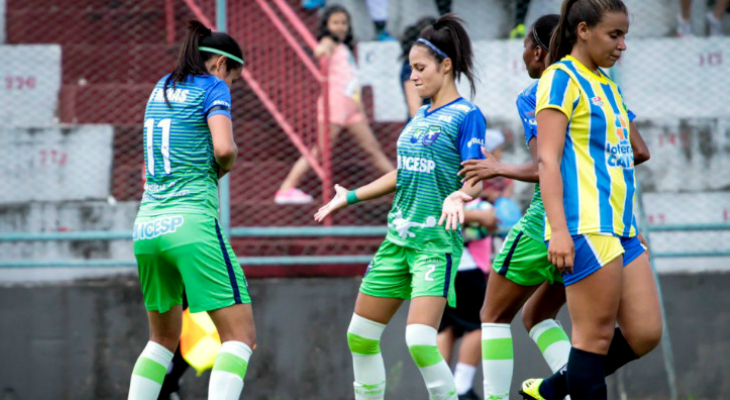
[199,46,244,66]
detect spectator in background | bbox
[366,0,397,41]
[436,0,453,15]
[276,4,395,204]
[302,0,397,41]
[400,17,437,119]
[678,0,730,36]
[511,0,533,38]
[480,129,514,204]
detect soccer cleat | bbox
[519,378,547,400]
[510,24,526,39]
[274,188,313,204]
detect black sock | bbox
[539,330,639,399]
[539,364,567,400]
[605,327,639,376]
[373,20,386,35]
[567,347,607,400]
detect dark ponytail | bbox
[530,14,560,52]
[549,0,627,64]
[416,13,477,98]
[163,20,244,106]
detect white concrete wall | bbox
[358,38,730,122]
[0,125,114,203]
[0,45,61,126]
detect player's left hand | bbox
[439,191,473,231]
[314,184,348,222]
[459,147,500,183]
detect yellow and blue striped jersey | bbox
[536,56,636,240]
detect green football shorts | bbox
[493,223,563,286]
[133,213,251,313]
[359,238,461,307]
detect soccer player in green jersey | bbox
[128,21,254,400]
[315,14,487,400]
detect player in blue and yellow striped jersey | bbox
[315,14,486,400]
[517,2,663,400]
[128,21,254,400]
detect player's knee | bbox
[218,325,256,347]
[521,308,540,332]
[627,322,663,357]
[480,305,513,324]
[149,334,180,352]
[347,314,384,355]
[405,324,441,367]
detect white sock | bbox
[348,314,387,400]
[453,362,477,395]
[128,341,174,400]
[406,324,457,400]
[529,319,571,373]
[208,341,253,400]
[707,11,723,36]
[481,323,512,400]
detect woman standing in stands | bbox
[512,1,662,399]
[275,4,395,204]
[128,21,255,400]
[314,14,486,400]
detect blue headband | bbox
[416,38,449,60]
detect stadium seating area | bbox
[2,0,729,265]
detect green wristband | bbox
[346,190,360,205]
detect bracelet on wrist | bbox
[346,190,360,205]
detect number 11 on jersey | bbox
[145,118,172,176]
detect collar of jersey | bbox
[564,55,611,85]
[424,97,464,117]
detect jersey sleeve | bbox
[516,92,538,148]
[203,79,233,119]
[536,68,580,120]
[627,108,636,122]
[457,108,487,162]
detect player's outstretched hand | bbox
[459,147,500,183]
[548,230,575,274]
[439,191,472,231]
[314,184,348,223]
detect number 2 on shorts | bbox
[424,264,436,281]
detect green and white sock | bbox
[128,341,174,400]
[406,324,457,400]
[208,341,252,400]
[348,314,386,400]
[481,323,512,400]
[529,319,571,373]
